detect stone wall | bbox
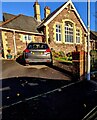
[44,5,87,54]
[2,30,43,58]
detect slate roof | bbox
[3,13,16,22]
[91,31,97,36]
[90,31,97,40]
[2,13,41,33]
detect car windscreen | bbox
[27,43,49,49]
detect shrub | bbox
[52,50,61,58]
[66,52,72,57]
[61,56,67,60]
[59,51,65,57]
[67,57,72,61]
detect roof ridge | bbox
[38,1,87,32]
[38,2,67,28]
[3,12,16,16]
[0,14,22,27]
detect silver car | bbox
[23,42,53,65]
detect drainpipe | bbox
[13,30,17,57]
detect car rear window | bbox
[27,43,49,49]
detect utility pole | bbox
[87,0,90,80]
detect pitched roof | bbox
[90,31,97,40]
[91,31,97,36]
[1,14,22,26]
[38,0,87,32]
[3,12,16,22]
[38,2,67,28]
[1,13,41,33]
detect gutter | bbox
[0,27,44,36]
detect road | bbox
[0,60,97,120]
[1,60,72,80]
[1,78,97,120]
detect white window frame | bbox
[76,29,80,44]
[28,35,32,40]
[23,35,32,41]
[65,21,74,43]
[56,24,62,43]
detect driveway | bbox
[1,60,72,80]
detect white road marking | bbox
[82,106,97,120]
[0,87,10,92]
[0,81,80,110]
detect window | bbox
[24,35,27,41]
[65,21,73,43]
[76,29,80,43]
[28,35,32,40]
[56,24,61,42]
[23,35,32,41]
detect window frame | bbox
[76,29,81,44]
[64,21,74,43]
[23,35,32,41]
[55,24,62,43]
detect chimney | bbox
[44,6,50,18]
[33,0,41,22]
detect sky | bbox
[0,0,97,31]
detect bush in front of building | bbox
[51,50,72,62]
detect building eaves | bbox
[38,0,87,32]
[0,14,21,27]
[3,12,17,22]
[38,2,67,28]
[1,13,42,34]
[91,31,97,36]
[90,31,97,40]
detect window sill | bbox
[55,41,62,44]
[64,42,74,44]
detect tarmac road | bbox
[1,78,97,120]
[1,60,97,120]
[1,60,72,80]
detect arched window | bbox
[65,21,73,43]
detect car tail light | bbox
[24,49,30,53]
[45,48,51,52]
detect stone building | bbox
[0,0,88,58]
[38,0,87,54]
[90,31,97,50]
[0,1,44,58]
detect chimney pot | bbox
[44,6,51,18]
